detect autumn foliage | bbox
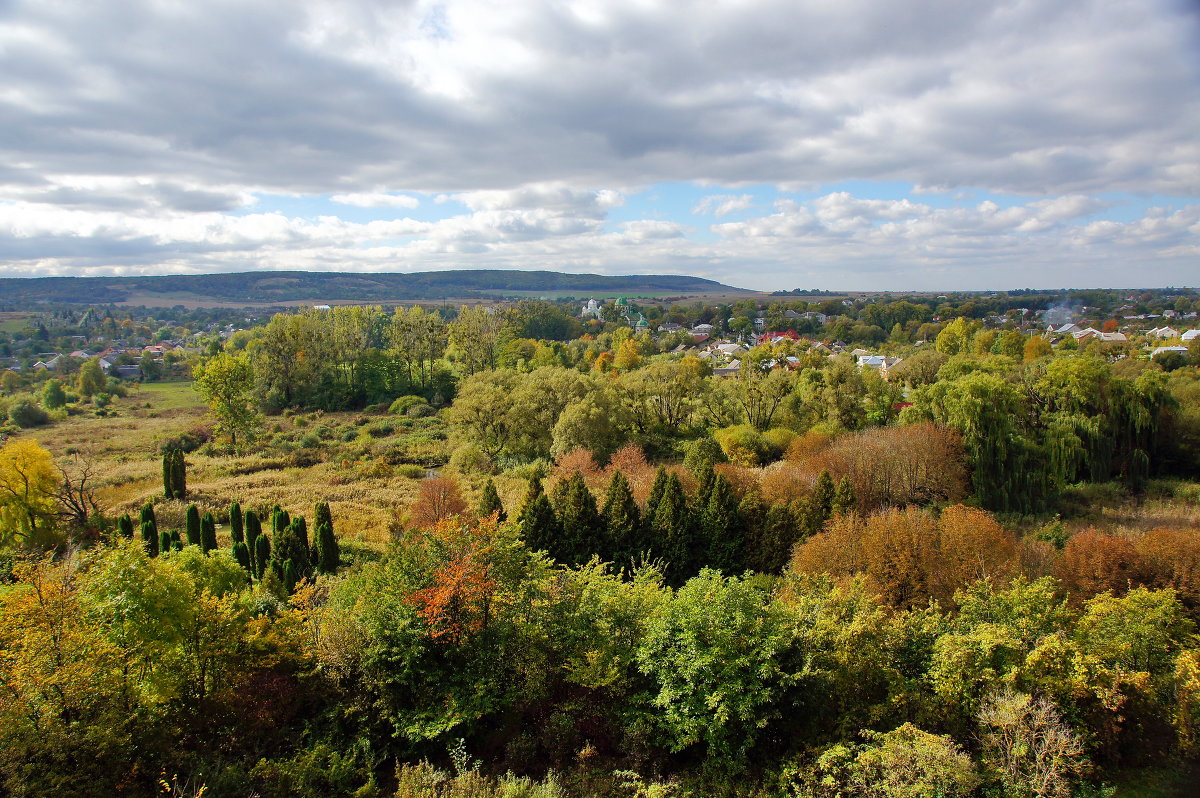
[408,476,469,529]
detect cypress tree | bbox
[229,501,244,544]
[600,470,640,574]
[755,503,799,574]
[832,476,857,516]
[170,529,183,551]
[292,515,309,554]
[812,471,835,520]
[117,513,134,539]
[140,502,157,533]
[555,472,602,566]
[315,520,339,574]
[653,473,694,585]
[738,493,771,572]
[232,541,252,573]
[141,520,158,557]
[282,560,298,594]
[644,466,670,528]
[273,520,311,581]
[314,501,333,533]
[477,479,506,522]
[518,493,561,555]
[159,530,172,555]
[162,452,174,499]
[200,511,217,553]
[171,450,187,500]
[271,505,290,535]
[185,504,202,547]
[253,533,271,580]
[695,463,717,510]
[702,473,743,574]
[245,510,262,570]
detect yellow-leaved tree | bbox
[0,437,59,549]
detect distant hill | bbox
[0,270,751,306]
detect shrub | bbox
[713,424,770,467]
[396,464,426,479]
[388,395,429,415]
[406,402,435,418]
[8,399,49,428]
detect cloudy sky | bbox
[1,0,1197,291]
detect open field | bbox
[0,312,31,333]
[26,380,455,549]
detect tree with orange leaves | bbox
[1055,529,1149,600]
[408,476,468,529]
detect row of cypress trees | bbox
[115,499,341,590]
[488,466,854,586]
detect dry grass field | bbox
[27,381,449,550]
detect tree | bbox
[232,541,252,574]
[831,476,856,516]
[200,511,217,553]
[229,501,243,544]
[185,504,201,547]
[701,472,743,574]
[162,452,175,499]
[652,473,694,585]
[141,520,158,557]
[516,475,561,554]
[601,470,640,572]
[477,479,506,522]
[253,533,271,580]
[315,519,339,574]
[244,510,261,569]
[192,352,259,446]
[116,514,134,539]
[409,477,469,529]
[41,379,66,410]
[978,688,1085,798]
[171,450,186,500]
[551,471,602,567]
[78,358,106,397]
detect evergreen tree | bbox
[245,510,262,570]
[232,541,252,573]
[229,501,244,544]
[162,452,175,499]
[832,476,857,516]
[200,511,217,553]
[141,520,158,557]
[140,502,157,533]
[695,463,717,510]
[600,470,640,572]
[748,503,799,574]
[653,473,694,585]
[253,533,271,580]
[292,515,309,554]
[644,466,670,528]
[518,493,561,555]
[272,520,311,582]
[477,478,506,521]
[185,504,201,547]
[271,505,290,535]
[812,470,835,519]
[314,501,333,537]
[171,450,186,500]
[282,559,298,594]
[702,473,743,574]
[315,520,339,574]
[159,530,172,556]
[555,472,602,566]
[170,529,183,551]
[116,513,134,539]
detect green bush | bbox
[396,464,426,479]
[713,424,770,467]
[388,395,429,415]
[8,398,49,428]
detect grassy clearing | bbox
[0,312,32,333]
[26,380,444,550]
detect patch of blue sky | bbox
[239,192,443,224]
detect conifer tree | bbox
[555,472,602,566]
[644,466,670,528]
[600,470,640,572]
[140,502,157,533]
[292,515,309,554]
[282,560,298,594]
[171,450,186,500]
[232,541,252,573]
[812,470,835,519]
[200,511,217,553]
[653,473,694,585]
[170,529,183,551]
[141,520,158,557]
[229,501,244,544]
[271,505,289,535]
[253,533,271,580]
[702,472,743,574]
[695,463,717,510]
[746,503,798,574]
[517,491,561,555]
[477,479,506,522]
[159,530,172,556]
[185,504,201,547]
[162,452,175,499]
[831,476,857,516]
[273,520,311,582]
[245,510,262,570]
[314,501,333,532]
[315,520,339,574]
[116,513,134,539]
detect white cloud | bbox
[692,194,753,217]
[330,192,420,208]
